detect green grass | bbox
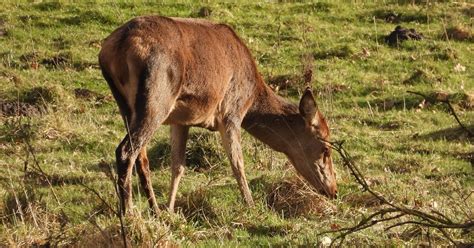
[1,1,473,247]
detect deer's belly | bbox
[163,96,220,131]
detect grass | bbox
[0,1,473,247]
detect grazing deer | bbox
[99,16,337,215]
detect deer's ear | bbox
[299,88,319,125]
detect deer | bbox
[98,16,337,215]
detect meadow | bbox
[0,1,473,247]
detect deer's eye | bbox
[323,147,329,156]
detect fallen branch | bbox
[317,139,474,247]
[407,90,473,137]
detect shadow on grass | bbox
[418,125,474,142]
[24,170,92,187]
[245,224,289,237]
[347,94,422,112]
[148,131,225,172]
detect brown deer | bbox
[99,16,337,215]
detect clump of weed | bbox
[52,37,71,50]
[40,51,73,69]
[317,83,349,95]
[266,177,336,218]
[20,51,40,69]
[403,69,439,85]
[60,10,116,26]
[387,158,421,174]
[432,47,458,61]
[458,92,474,110]
[174,188,217,225]
[289,2,332,13]
[443,25,472,41]
[22,86,59,105]
[314,45,356,60]
[34,2,62,11]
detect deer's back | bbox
[99,16,260,130]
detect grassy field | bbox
[0,1,473,247]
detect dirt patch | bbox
[385,26,423,46]
[1,87,58,117]
[0,100,45,117]
[344,192,384,208]
[443,26,472,41]
[22,86,58,105]
[0,18,7,37]
[410,91,474,110]
[266,177,336,218]
[40,52,72,68]
[74,88,111,103]
[197,7,212,17]
[459,93,474,109]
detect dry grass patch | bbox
[443,26,472,41]
[343,192,384,208]
[265,177,336,218]
[174,188,216,225]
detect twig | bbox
[79,182,118,216]
[407,90,473,137]
[317,138,474,246]
[24,137,61,205]
[108,163,128,248]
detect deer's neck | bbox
[242,82,301,155]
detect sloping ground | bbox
[0,1,472,247]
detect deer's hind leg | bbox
[112,58,182,215]
[136,148,159,215]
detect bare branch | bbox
[407,90,473,137]
[317,138,474,246]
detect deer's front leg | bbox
[219,120,254,207]
[168,125,189,213]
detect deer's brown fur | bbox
[99,16,337,214]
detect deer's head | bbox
[286,88,337,198]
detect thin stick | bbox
[316,137,474,246]
[407,90,473,137]
[105,163,129,248]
